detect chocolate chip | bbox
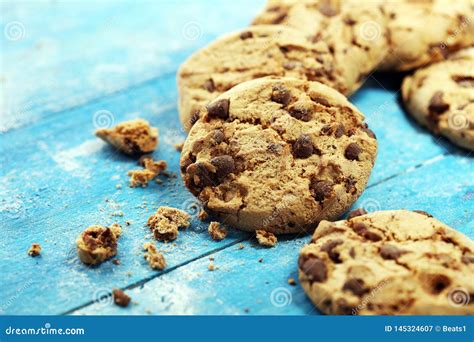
[310,180,333,202]
[298,255,327,282]
[203,79,215,92]
[452,75,474,88]
[342,278,368,296]
[380,244,405,260]
[336,298,354,315]
[344,143,361,161]
[207,99,230,119]
[212,130,224,144]
[335,124,345,138]
[289,105,311,121]
[461,254,474,264]
[428,91,449,114]
[321,239,343,263]
[271,84,291,105]
[347,208,367,219]
[360,123,376,139]
[211,155,235,179]
[240,31,253,40]
[349,247,356,258]
[293,134,314,158]
[186,162,213,187]
[320,124,333,135]
[413,210,433,218]
[344,17,356,25]
[428,274,451,294]
[344,176,357,194]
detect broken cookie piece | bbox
[28,243,41,257]
[112,288,131,307]
[76,224,122,265]
[256,230,277,247]
[95,118,158,155]
[128,156,167,187]
[147,206,190,242]
[143,242,167,270]
[208,221,227,241]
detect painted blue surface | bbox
[0,0,472,316]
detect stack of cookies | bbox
[177,0,474,315]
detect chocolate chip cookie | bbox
[379,0,474,71]
[401,48,474,150]
[178,25,349,131]
[180,77,377,234]
[299,210,474,315]
[252,0,389,90]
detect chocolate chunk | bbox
[342,278,368,296]
[344,17,356,25]
[428,91,449,114]
[311,95,331,107]
[298,255,327,282]
[321,239,343,263]
[203,79,215,92]
[186,162,213,187]
[310,180,333,202]
[452,75,474,88]
[335,124,345,138]
[352,222,382,242]
[347,208,367,219]
[289,105,311,121]
[320,124,333,135]
[428,274,451,294]
[190,111,200,126]
[271,84,291,105]
[344,143,361,161]
[344,176,357,194]
[211,155,235,179]
[113,289,131,307]
[212,130,224,144]
[293,134,314,158]
[360,123,376,139]
[240,31,253,40]
[336,298,354,315]
[206,99,230,119]
[413,210,433,218]
[380,244,405,260]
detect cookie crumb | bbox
[76,224,122,265]
[208,262,216,271]
[115,183,122,189]
[288,277,297,286]
[198,209,209,221]
[128,157,167,187]
[238,244,245,250]
[147,206,190,242]
[28,243,41,257]
[256,230,277,247]
[174,141,184,152]
[125,220,132,226]
[208,221,227,241]
[112,288,131,307]
[143,242,167,270]
[112,259,121,265]
[258,258,264,263]
[95,119,158,155]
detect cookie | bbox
[95,119,158,155]
[252,0,389,90]
[180,77,377,234]
[298,210,474,315]
[401,49,474,150]
[178,25,349,131]
[379,0,474,71]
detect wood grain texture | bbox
[0,0,472,315]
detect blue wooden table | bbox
[1,0,472,315]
